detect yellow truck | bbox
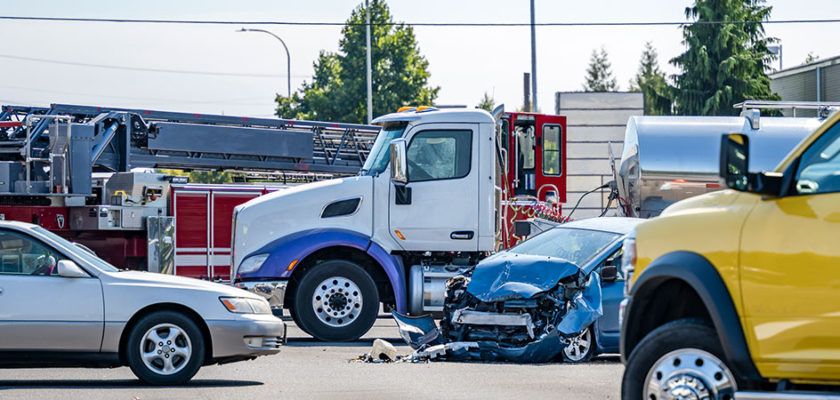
[619,109,840,400]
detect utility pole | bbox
[524,72,531,112]
[366,0,373,123]
[530,0,537,113]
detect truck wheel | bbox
[562,326,596,363]
[125,311,205,385]
[292,260,379,341]
[622,319,738,400]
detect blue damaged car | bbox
[393,217,642,363]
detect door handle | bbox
[0,287,4,295]
[450,231,474,240]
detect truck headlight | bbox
[220,296,272,314]
[238,253,269,275]
[621,237,636,297]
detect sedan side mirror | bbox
[57,260,88,278]
[600,264,618,282]
[389,138,408,184]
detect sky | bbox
[0,0,837,119]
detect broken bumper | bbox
[235,280,287,309]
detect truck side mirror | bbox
[389,139,408,184]
[719,133,784,196]
[720,133,750,191]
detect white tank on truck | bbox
[615,105,829,218]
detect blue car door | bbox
[595,247,625,353]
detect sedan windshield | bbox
[508,227,621,267]
[32,226,120,272]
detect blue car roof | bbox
[559,217,645,235]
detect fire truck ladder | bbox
[0,103,380,176]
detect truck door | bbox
[739,120,840,373]
[388,123,479,251]
[535,114,567,204]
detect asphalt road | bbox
[0,317,624,399]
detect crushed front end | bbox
[393,253,602,362]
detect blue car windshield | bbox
[508,227,621,267]
[361,125,406,175]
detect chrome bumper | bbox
[235,280,287,308]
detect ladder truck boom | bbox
[0,103,380,276]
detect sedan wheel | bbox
[140,323,192,375]
[126,311,205,385]
[562,326,596,363]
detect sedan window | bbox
[0,230,66,276]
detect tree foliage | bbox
[156,169,233,184]
[477,92,496,112]
[583,47,618,92]
[276,0,439,123]
[630,42,673,115]
[804,52,819,65]
[671,0,779,116]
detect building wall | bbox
[770,56,840,116]
[555,91,643,219]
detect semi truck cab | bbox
[232,107,499,341]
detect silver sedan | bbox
[0,221,285,385]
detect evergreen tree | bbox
[583,47,618,92]
[276,0,438,123]
[671,0,779,116]
[477,92,496,112]
[630,42,672,115]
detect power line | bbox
[0,53,309,78]
[0,15,839,27]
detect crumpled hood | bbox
[108,271,257,299]
[467,252,582,302]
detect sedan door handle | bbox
[0,287,4,295]
[450,231,474,240]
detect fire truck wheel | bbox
[125,311,205,385]
[292,259,379,342]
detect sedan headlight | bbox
[237,253,269,275]
[220,296,272,314]
[621,237,636,297]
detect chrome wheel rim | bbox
[140,323,192,376]
[563,328,592,362]
[312,276,362,328]
[644,348,736,400]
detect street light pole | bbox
[239,28,292,98]
[529,0,537,113]
[365,0,373,123]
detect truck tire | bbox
[125,311,205,385]
[292,259,379,342]
[621,319,739,400]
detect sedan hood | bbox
[109,271,258,299]
[467,253,582,302]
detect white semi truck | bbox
[232,106,568,341]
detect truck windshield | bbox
[361,124,407,176]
